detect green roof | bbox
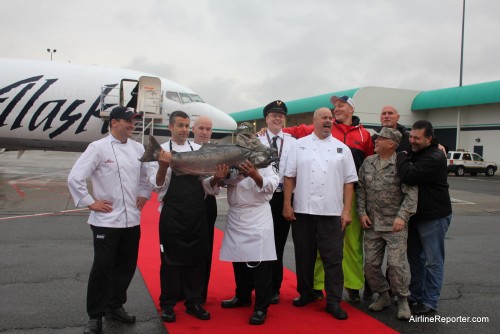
[229,88,359,122]
[412,80,500,111]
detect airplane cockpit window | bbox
[166,91,182,103]
[179,93,193,103]
[189,94,205,103]
[166,91,205,104]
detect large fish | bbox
[139,123,278,177]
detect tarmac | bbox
[1,150,499,334]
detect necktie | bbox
[272,136,278,153]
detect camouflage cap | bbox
[375,127,402,144]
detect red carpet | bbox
[138,194,398,334]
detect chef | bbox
[219,159,279,325]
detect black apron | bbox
[159,144,209,265]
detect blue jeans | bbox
[407,215,451,310]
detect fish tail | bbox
[139,135,162,162]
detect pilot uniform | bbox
[258,100,296,302]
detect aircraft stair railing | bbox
[99,86,163,146]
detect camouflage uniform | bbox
[356,152,417,297]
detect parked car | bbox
[447,150,497,176]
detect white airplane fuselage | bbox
[0,58,237,152]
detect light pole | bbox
[456,0,466,150]
[47,48,57,61]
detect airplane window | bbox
[179,93,193,103]
[189,94,205,103]
[166,91,182,103]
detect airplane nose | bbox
[186,102,237,133]
[213,108,237,133]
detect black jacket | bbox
[396,144,452,222]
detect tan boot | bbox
[368,291,391,312]
[397,297,411,320]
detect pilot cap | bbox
[109,106,142,120]
[374,127,402,144]
[263,100,287,117]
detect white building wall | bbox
[353,87,423,131]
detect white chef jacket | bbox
[220,165,279,262]
[258,129,297,189]
[284,133,358,216]
[67,134,151,228]
[147,140,220,211]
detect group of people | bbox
[68,94,452,333]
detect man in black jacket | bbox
[396,120,452,315]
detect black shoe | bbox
[105,307,136,323]
[325,303,348,320]
[270,292,280,305]
[249,310,267,325]
[346,288,360,303]
[412,303,435,315]
[313,289,324,301]
[186,304,210,320]
[292,294,315,307]
[83,318,102,334]
[221,296,252,308]
[161,306,176,323]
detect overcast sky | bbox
[2,0,499,113]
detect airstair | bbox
[99,76,164,145]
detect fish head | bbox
[248,146,279,168]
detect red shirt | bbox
[283,116,374,171]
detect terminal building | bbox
[228,80,500,165]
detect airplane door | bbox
[121,79,139,109]
[137,76,162,114]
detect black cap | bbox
[263,100,287,117]
[109,106,142,120]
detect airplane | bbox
[0,58,237,153]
